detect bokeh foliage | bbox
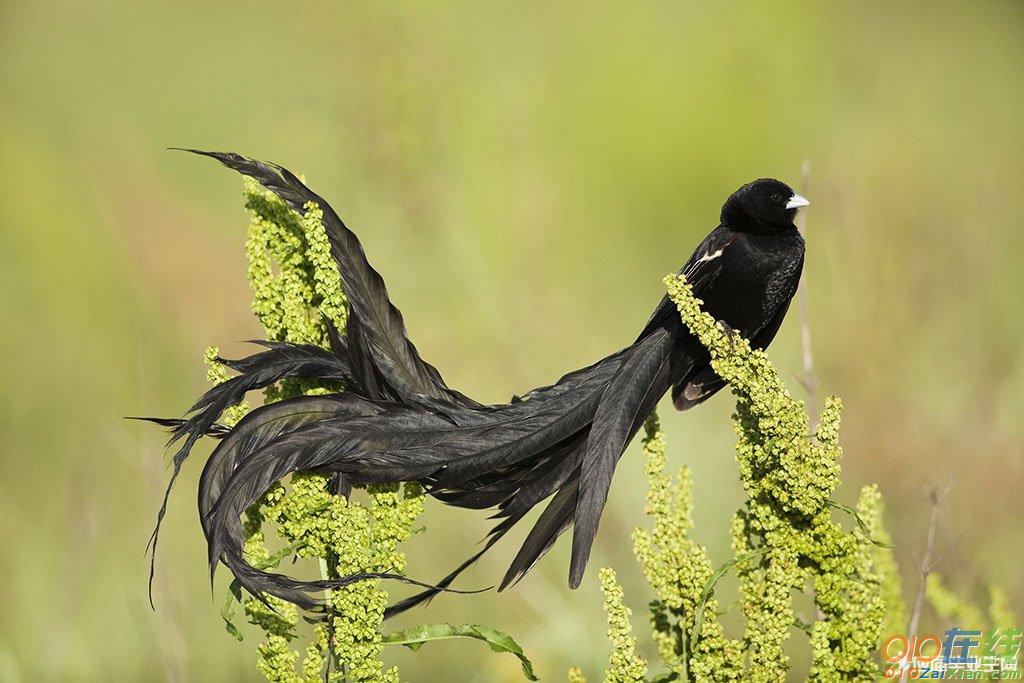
[1,1,1022,680]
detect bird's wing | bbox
[177,149,477,409]
[636,227,736,340]
[672,251,803,410]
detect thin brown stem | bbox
[793,162,829,626]
[794,160,818,428]
[902,477,954,680]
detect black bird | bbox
[145,151,808,614]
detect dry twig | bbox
[902,477,955,680]
[793,161,818,427]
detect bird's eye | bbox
[770,193,781,202]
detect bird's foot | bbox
[717,321,742,349]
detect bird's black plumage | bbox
[143,151,807,614]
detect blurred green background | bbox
[1,1,1022,680]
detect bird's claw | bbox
[718,321,741,349]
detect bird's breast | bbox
[698,233,803,337]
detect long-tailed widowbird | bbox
[141,150,809,616]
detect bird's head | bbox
[721,178,809,234]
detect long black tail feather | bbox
[383,514,522,619]
[570,330,681,588]
[128,416,230,437]
[143,149,700,616]
[221,544,490,613]
[146,341,354,488]
[174,148,480,410]
[197,394,384,535]
[141,340,357,606]
[202,338,672,608]
[500,480,580,590]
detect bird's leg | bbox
[717,320,742,349]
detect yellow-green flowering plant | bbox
[572,274,906,683]
[166,177,1007,683]
[203,178,536,683]
[926,576,1017,634]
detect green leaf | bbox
[826,500,894,548]
[224,620,245,642]
[220,579,244,642]
[649,672,680,683]
[691,550,762,650]
[219,542,306,644]
[792,616,815,636]
[255,540,307,570]
[382,623,538,681]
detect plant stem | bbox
[794,160,818,429]
[902,478,954,681]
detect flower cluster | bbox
[598,567,648,683]
[668,273,891,682]
[926,574,1019,632]
[579,274,904,682]
[631,414,745,681]
[239,474,422,683]
[209,179,421,682]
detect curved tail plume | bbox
[142,149,760,617]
